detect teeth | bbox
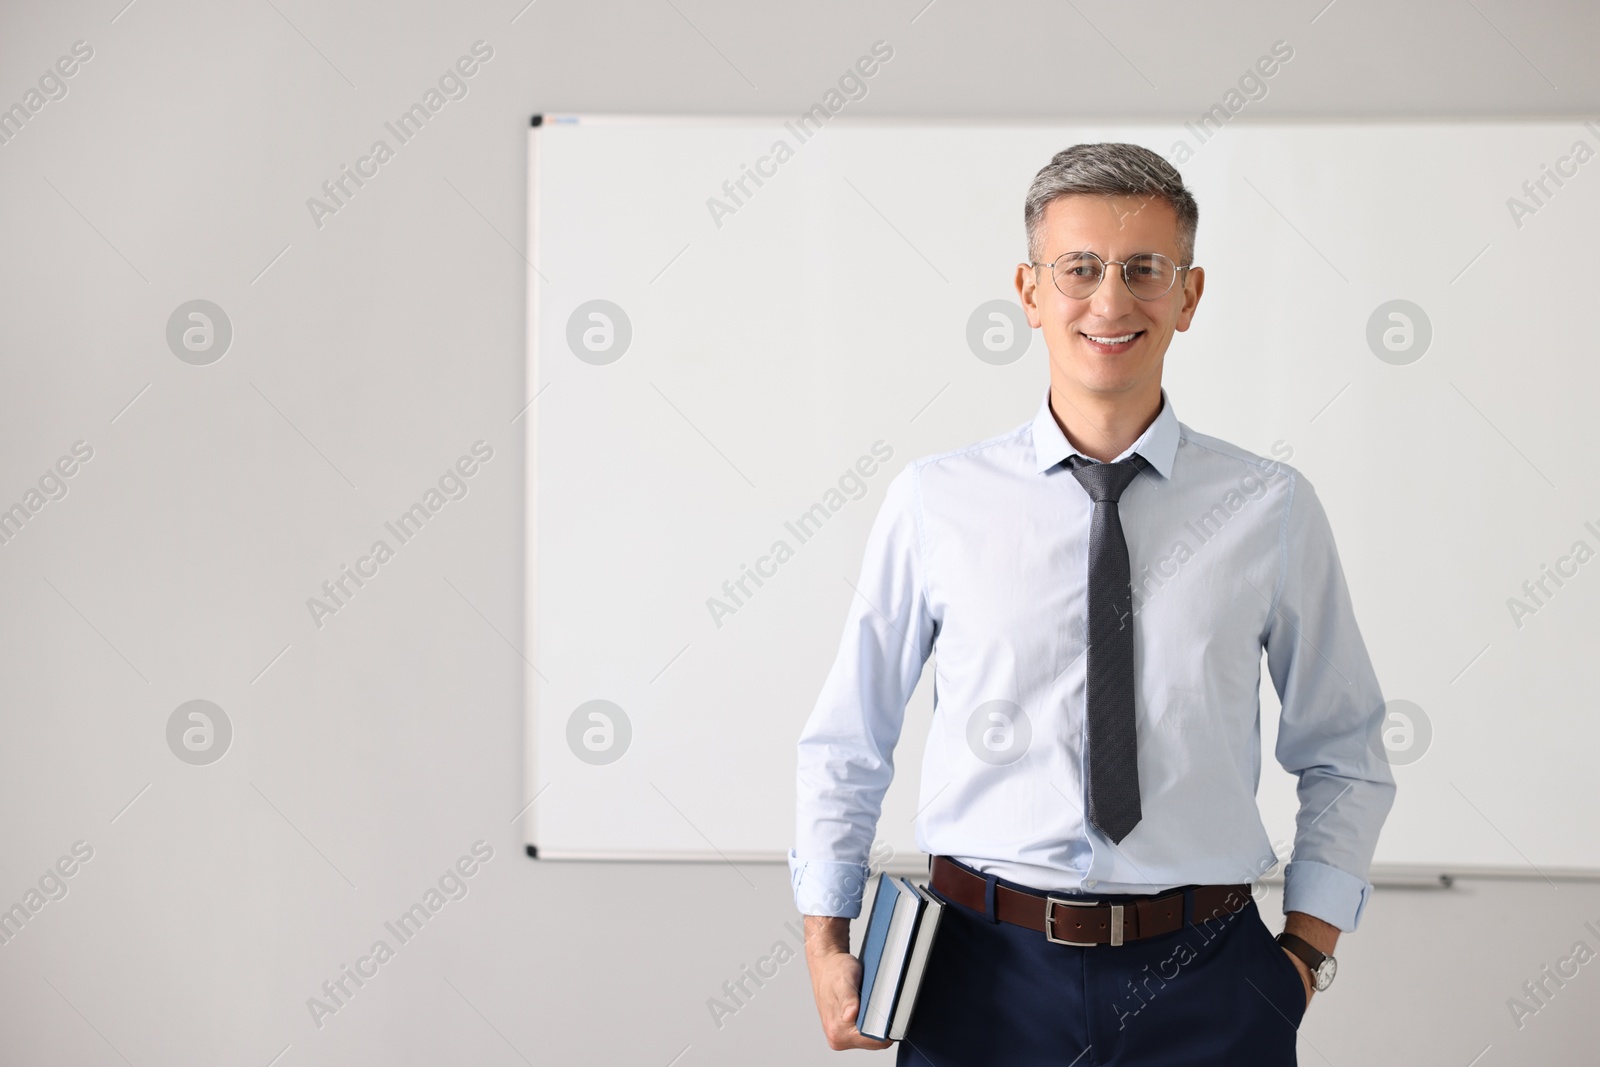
[1086,332,1137,344]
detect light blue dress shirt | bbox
[789,386,1396,932]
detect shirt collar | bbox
[1030,385,1179,478]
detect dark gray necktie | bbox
[1066,452,1148,844]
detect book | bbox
[854,872,944,1042]
[889,880,945,1040]
[854,872,902,1038]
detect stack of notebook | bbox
[854,871,945,1042]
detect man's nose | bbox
[1089,265,1139,315]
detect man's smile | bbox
[1080,328,1145,353]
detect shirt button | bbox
[1085,879,1097,888]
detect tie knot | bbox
[1066,453,1147,503]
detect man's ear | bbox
[1015,262,1044,329]
[1174,266,1205,332]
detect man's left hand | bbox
[1280,946,1314,1009]
[1281,910,1340,1012]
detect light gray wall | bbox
[2,1,1598,1064]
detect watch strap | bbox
[1276,931,1328,971]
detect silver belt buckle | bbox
[1044,896,1124,946]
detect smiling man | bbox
[791,143,1396,1065]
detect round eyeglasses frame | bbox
[1028,250,1196,302]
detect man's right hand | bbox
[802,914,894,1051]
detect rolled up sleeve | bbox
[790,464,937,918]
[1264,471,1397,932]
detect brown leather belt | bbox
[929,856,1252,947]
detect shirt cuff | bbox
[788,850,872,918]
[1282,858,1373,932]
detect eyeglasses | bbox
[1029,251,1194,301]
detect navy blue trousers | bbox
[897,862,1306,1066]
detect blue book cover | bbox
[854,872,898,1034]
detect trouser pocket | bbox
[1247,903,1308,1027]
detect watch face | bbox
[1314,956,1337,991]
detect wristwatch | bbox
[1276,932,1337,991]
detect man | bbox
[790,142,1396,1065]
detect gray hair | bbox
[1024,143,1199,266]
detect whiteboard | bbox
[523,114,1600,878]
